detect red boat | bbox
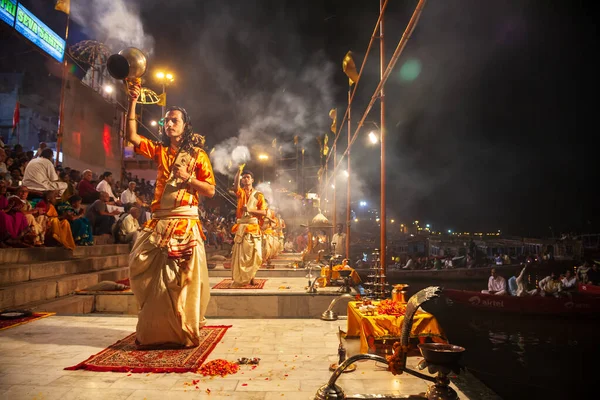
[443,289,600,317]
[578,283,600,295]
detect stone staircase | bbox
[0,244,130,314]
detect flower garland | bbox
[376,299,406,316]
[386,342,410,375]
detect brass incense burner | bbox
[315,287,465,400]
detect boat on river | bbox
[356,264,525,282]
[443,288,600,316]
[578,283,600,295]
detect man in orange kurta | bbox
[231,167,268,285]
[125,78,216,349]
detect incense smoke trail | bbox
[70,0,155,54]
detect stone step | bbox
[91,276,353,318]
[0,267,129,310]
[272,252,303,258]
[72,244,130,258]
[208,267,307,278]
[25,294,95,314]
[93,291,349,318]
[0,244,130,265]
[0,254,129,286]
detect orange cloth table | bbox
[319,266,361,286]
[346,301,447,353]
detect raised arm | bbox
[233,164,244,191]
[126,78,143,147]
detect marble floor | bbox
[0,315,470,400]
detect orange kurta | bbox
[135,137,215,242]
[231,187,267,235]
[135,137,215,212]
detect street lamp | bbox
[155,70,175,117]
[368,131,378,144]
[258,153,269,181]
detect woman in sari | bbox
[36,190,76,250]
[13,186,45,246]
[0,180,30,246]
[0,180,31,247]
[57,195,93,246]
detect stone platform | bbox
[208,266,306,278]
[92,276,355,319]
[0,314,494,400]
[0,249,498,399]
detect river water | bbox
[371,278,598,399]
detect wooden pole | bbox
[345,86,351,259]
[332,134,336,229]
[331,0,428,175]
[55,14,70,167]
[379,0,387,284]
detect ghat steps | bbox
[0,246,354,318]
[0,244,130,314]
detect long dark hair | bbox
[161,106,205,154]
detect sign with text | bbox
[14,3,65,63]
[0,0,17,27]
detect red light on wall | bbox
[72,131,81,157]
[102,124,112,156]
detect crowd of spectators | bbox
[0,143,154,248]
[2,142,301,254]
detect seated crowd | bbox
[0,144,155,249]
[482,257,600,296]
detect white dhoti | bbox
[262,233,274,261]
[231,217,262,285]
[129,207,210,348]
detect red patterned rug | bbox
[0,312,55,331]
[212,279,267,289]
[64,325,231,373]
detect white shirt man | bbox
[119,208,140,243]
[96,174,117,201]
[22,150,67,195]
[482,269,506,295]
[561,274,577,289]
[402,257,415,269]
[120,182,138,205]
[331,224,346,256]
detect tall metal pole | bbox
[332,137,336,229]
[55,14,70,167]
[295,139,299,194]
[379,0,387,282]
[301,148,305,195]
[161,82,166,118]
[345,86,351,259]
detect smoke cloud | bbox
[210,138,251,176]
[70,0,155,54]
[173,3,336,156]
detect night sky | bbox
[7,0,597,237]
